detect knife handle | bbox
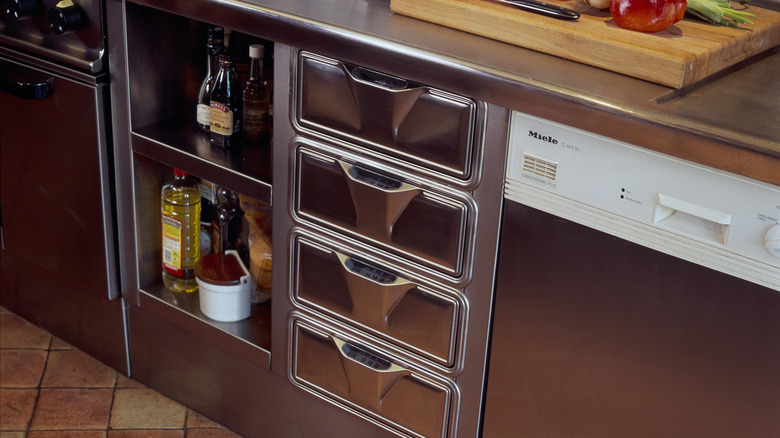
[502,0,581,20]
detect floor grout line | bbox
[105,371,119,434]
[1,307,245,437]
[24,339,51,436]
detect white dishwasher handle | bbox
[653,194,732,246]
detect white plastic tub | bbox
[195,250,251,322]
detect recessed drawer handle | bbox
[338,162,422,240]
[349,66,410,91]
[339,161,418,194]
[334,252,414,323]
[331,336,411,410]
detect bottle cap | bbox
[207,25,224,40]
[174,168,188,177]
[249,44,265,59]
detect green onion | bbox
[686,0,756,26]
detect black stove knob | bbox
[4,0,42,19]
[47,0,86,34]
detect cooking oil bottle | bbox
[161,169,201,293]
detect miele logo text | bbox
[528,130,558,144]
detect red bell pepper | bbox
[611,0,688,32]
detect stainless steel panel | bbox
[294,144,473,277]
[483,201,780,438]
[0,0,106,73]
[291,232,464,368]
[129,304,400,438]
[138,282,272,369]
[295,51,478,181]
[125,3,204,130]
[290,316,457,438]
[0,55,126,372]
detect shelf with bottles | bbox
[126,3,274,205]
[132,116,272,204]
[133,156,273,368]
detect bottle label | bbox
[243,104,269,140]
[210,102,233,135]
[197,103,211,126]
[162,214,184,276]
[199,180,218,203]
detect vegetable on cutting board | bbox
[609,0,688,32]
[686,0,756,27]
[591,0,757,31]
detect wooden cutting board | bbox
[390,0,780,88]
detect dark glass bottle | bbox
[211,187,245,258]
[196,26,224,132]
[222,28,233,56]
[198,178,218,257]
[210,55,242,148]
[232,31,252,86]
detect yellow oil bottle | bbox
[161,169,201,293]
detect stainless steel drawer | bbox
[291,233,465,368]
[294,145,473,277]
[290,317,457,438]
[295,51,478,180]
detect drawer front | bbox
[294,146,473,277]
[296,51,477,180]
[290,317,457,438]
[292,233,465,368]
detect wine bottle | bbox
[210,54,242,148]
[196,25,224,132]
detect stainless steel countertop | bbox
[128,0,780,185]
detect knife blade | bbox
[496,0,580,20]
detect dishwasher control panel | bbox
[505,111,780,290]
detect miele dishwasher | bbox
[483,111,780,437]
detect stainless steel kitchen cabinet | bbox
[109,2,507,437]
[281,49,506,438]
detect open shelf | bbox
[138,281,272,369]
[133,114,273,205]
[125,1,278,383]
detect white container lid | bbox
[249,44,264,59]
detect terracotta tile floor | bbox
[0,306,244,437]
